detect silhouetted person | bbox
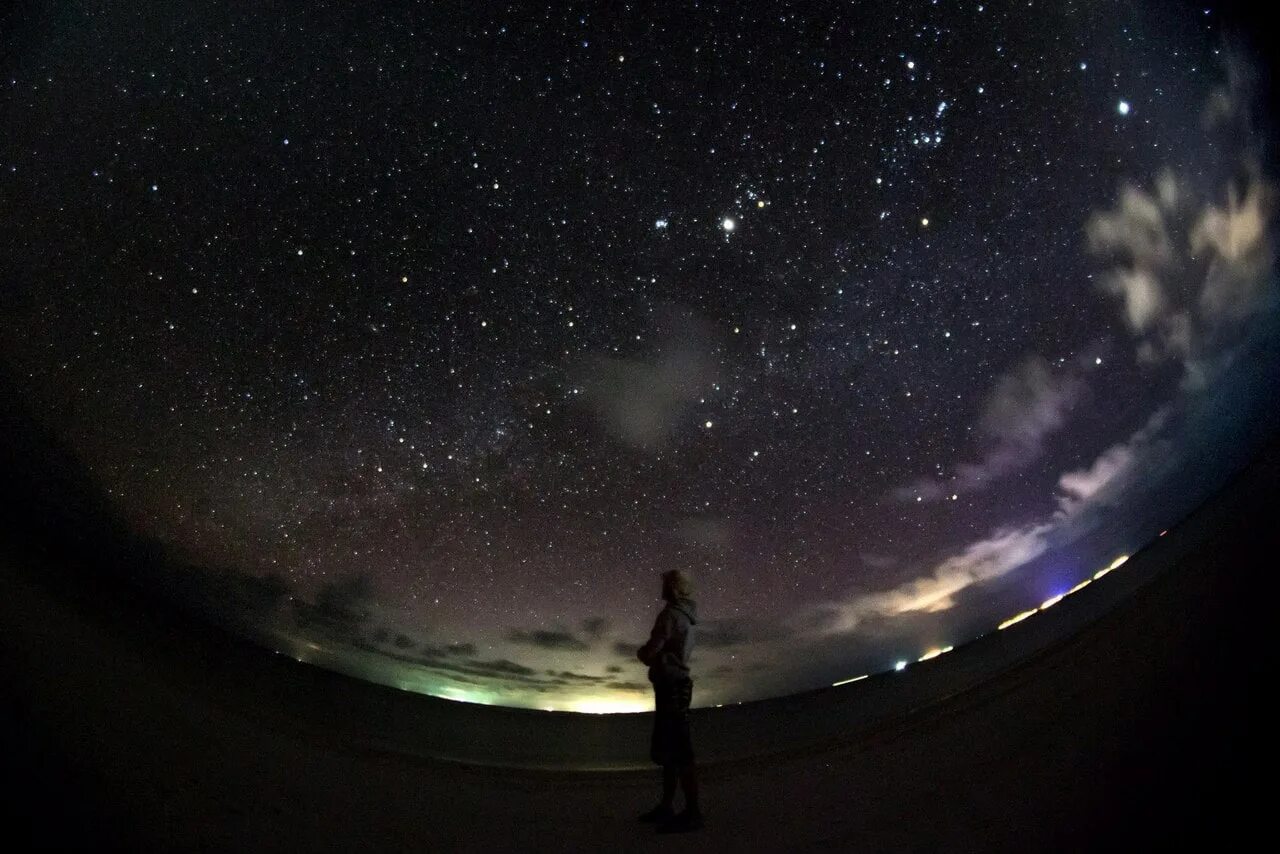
[636,569,702,832]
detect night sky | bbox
[2,2,1276,711]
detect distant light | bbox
[655,218,668,229]
[1108,554,1130,570]
[1039,594,1065,610]
[722,217,736,231]
[917,646,953,662]
[704,420,713,428]
[832,674,869,687]
[1067,578,1092,596]
[1095,357,1103,365]
[1159,530,1168,537]
[757,199,766,208]
[1117,100,1131,115]
[906,60,915,70]
[921,217,930,227]
[894,660,908,671]
[998,609,1037,630]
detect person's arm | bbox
[636,609,671,665]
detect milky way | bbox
[2,2,1276,710]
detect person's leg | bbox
[638,761,677,821]
[662,763,679,809]
[679,762,700,814]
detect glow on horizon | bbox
[1094,553,1130,580]
[275,545,1150,713]
[998,609,1037,630]
[568,696,652,714]
[1067,578,1092,595]
[917,645,954,662]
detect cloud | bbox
[467,658,538,677]
[545,670,609,683]
[1086,159,1274,388]
[858,552,900,571]
[811,521,1055,635]
[816,403,1179,644]
[604,680,650,692]
[1056,444,1134,510]
[572,304,720,451]
[1192,179,1273,323]
[677,516,734,548]
[506,627,590,651]
[1053,405,1174,522]
[292,574,376,643]
[580,616,611,642]
[897,355,1085,502]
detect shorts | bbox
[650,678,695,767]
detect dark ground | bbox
[2,423,1277,851]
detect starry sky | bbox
[2,1,1277,711]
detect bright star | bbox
[1117,100,1131,115]
[722,217,735,231]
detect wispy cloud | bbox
[810,521,1055,635]
[572,304,721,452]
[506,627,591,651]
[896,355,1086,502]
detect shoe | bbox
[656,809,704,833]
[638,804,675,823]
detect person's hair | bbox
[662,569,694,599]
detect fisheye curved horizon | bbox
[2,1,1277,713]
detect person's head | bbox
[661,569,694,602]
